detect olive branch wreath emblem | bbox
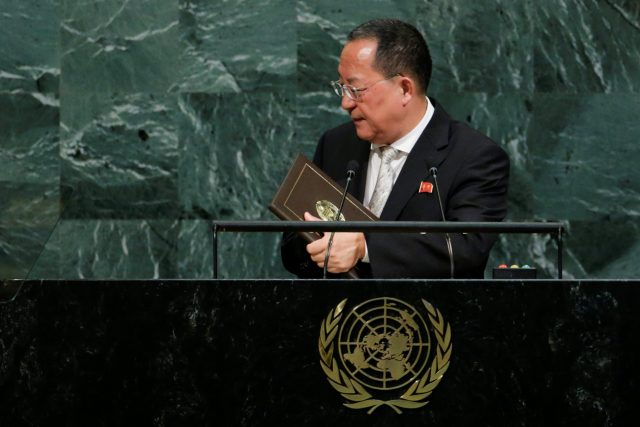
[318,298,452,414]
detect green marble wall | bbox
[1,0,638,279]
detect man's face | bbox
[337,39,404,145]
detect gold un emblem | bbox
[318,297,452,414]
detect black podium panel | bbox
[1,279,638,426]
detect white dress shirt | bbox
[363,98,435,207]
[361,97,435,262]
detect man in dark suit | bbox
[281,19,509,279]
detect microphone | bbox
[323,160,360,279]
[429,167,455,279]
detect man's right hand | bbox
[304,212,365,273]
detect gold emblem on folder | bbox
[318,297,452,414]
[315,200,346,221]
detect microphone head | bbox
[346,160,360,175]
[429,167,438,177]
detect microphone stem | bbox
[323,172,354,279]
[431,170,455,279]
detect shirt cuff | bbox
[361,240,370,263]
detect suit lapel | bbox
[352,139,371,203]
[380,103,452,220]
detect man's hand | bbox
[304,212,366,273]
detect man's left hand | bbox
[304,212,365,273]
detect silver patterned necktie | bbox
[368,146,399,217]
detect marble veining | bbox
[1,0,639,279]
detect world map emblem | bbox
[318,297,452,414]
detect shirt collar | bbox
[370,96,435,154]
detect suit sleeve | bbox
[366,136,510,278]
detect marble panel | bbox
[177,91,295,219]
[2,0,640,280]
[174,0,296,93]
[297,0,416,93]
[295,91,350,157]
[528,93,640,221]
[60,93,179,218]
[177,91,296,278]
[560,218,639,279]
[50,220,179,279]
[177,220,213,279]
[432,93,534,217]
[23,219,62,279]
[527,93,640,278]
[0,184,60,279]
[216,231,292,279]
[177,220,292,280]
[0,0,60,93]
[418,0,534,94]
[0,91,60,279]
[60,0,179,95]
[0,92,59,183]
[534,0,640,92]
[597,238,640,278]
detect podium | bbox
[1,278,638,426]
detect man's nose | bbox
[341,93,356,110]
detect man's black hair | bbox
[347,19,432,94]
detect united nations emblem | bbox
[315,200,346,222]
[318,297,452,414]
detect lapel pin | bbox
[419,181,433,194]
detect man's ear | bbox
[399,76,415,105]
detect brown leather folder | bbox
[270,154,378,278]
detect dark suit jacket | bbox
[281,100,509,279]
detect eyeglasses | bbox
[330,74,399,102]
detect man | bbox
[281,19,509,279]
